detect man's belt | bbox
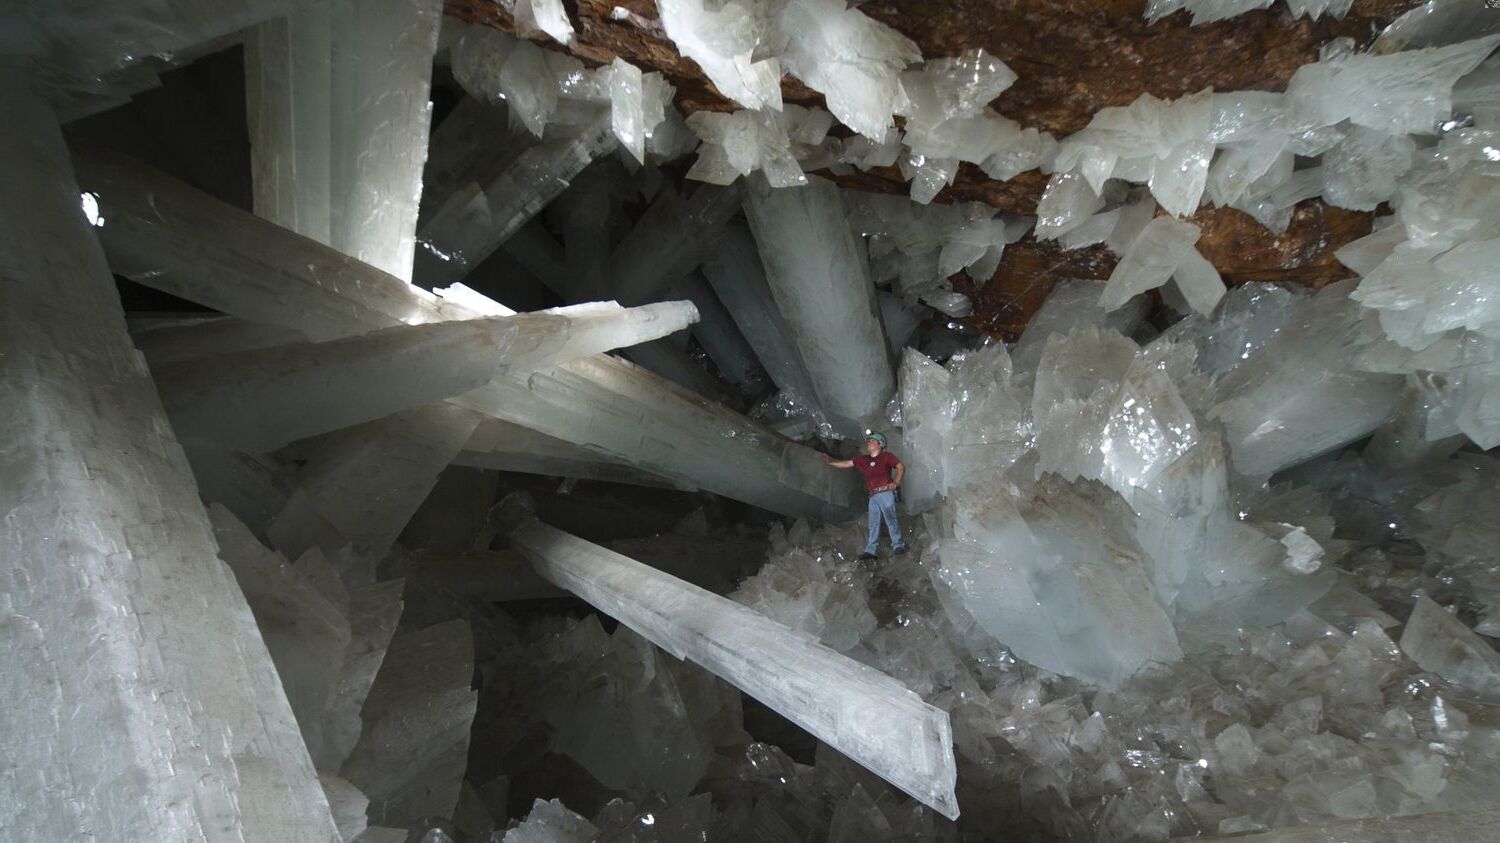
[870,483,898,495]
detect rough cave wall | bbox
[444,0,1416,338]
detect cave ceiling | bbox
[445,0,1418,338]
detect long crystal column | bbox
[245,5,335,245]
[454,356,863,518]
[244,0,443,279]
[0,73,338,841]
[413,116,617,287]
[458,418,685,489]
[610,182,744,306]
[743,176,895,433]
[702,222,822,408]
[507,516,960,819]
[672,271,769,396]
[78,151,863,518]
[155,301,697,452]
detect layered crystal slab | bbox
[0,73,337,842]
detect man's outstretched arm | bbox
[820,454,855,468]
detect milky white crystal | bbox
[771,0,922,139]
[657,0,782,111]
[744,175,896,433]
[1,74,338,842]
[155,301,697,453]
[1099,216,1209,311]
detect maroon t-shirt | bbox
[852,451,902,495]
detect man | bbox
[822,432,906,560]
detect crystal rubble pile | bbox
[727,516,1500,839]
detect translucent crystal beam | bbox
[458,419,687,489]
[610,182,745,306]
[702,222,822,409]
[5,0,316,92]
[744,176,895,433]
[507,516,960,819]
[245,0,443,280]
[155,301,698,452]
[413,116,617,288]
[78,151,860,518]
[0,73,338,842]
[454,355,863,518]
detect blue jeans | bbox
[864,490,904,555]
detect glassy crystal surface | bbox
[744,176,895,434]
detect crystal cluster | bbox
[656,0,781,111]
[685,104,836,188]
[845,191,1030,312]
[450,24,687,165]
[1039,33,1500,262]
[718,490,1500,838]
[896,279,1371,685]
[1144,0,1352,26]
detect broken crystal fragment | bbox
[342,619,478,827]
[269,404,485,560]
[1400,596,1500,699]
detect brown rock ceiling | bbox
[445,0,1413,337]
